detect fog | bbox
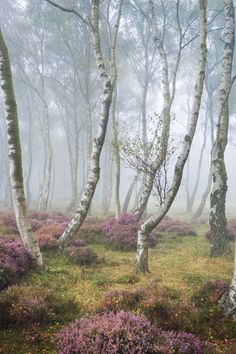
[0,0,235,218]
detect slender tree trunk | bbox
[219,238,236,315]
[102,154,113,214]
[192,166,212,220]
[192,75,215,220]
[123,173,140,213]
[25,91,33,206]
[135,0,207,272]
[58,0,123,247]
[188,111,208,212]
[209,0,235,257]
[111,86,121,219]
[0,29,43,266]
[133,0,182,221]
[185,158,192,213]
[38,103,53,212]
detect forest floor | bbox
[0,220,236,353]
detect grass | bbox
[0,225,235,353]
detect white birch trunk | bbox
[111,86,121,219]
[0,29,43,266]
[134,0,182,221]
[209,0,235,257]
[219,240,236,316]
[58,0,123,247]
[136,0,207,272]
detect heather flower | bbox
[156,218,196,236]
[156,330,203,353]
[56,311,157,354]
[0,236,32,290]
[73,239,87,247]
[101,213,156,251]
[35,224,65,250]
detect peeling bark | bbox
[0,29,43,266]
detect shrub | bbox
[99,288,146,312]
[0,285,51,326]
[191,279,229,306]
[102,214,157,251]
[156,218,196,236]
[73,239,87,247]
[35,224,65,250]
[101,213,136,234]
[29,211,49,221]
[2,214,19,234]
[155,330,203,354]
[0,285,79,328]
[56,311,157,354]
[78,223,105,244]
[65,246,98,266]
[0,236,32,290]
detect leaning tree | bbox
[0,29,43,266]
[135,0,207,273]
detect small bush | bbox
[191,279,229,306]
[73,239,87,247]
[29,211,49,221]
[155,330,203,353]
[2,214,18,234]
[35,224,65,250]
[56,310,206,354]
[0,285,51,326]
[156,218,196,236]
[0,285,79,328]
[46,212,70,229]
[65,246,98,266]
[102,213,157,251]
[0,236,32,290]
[56,311,157,354]
[101,213,136,234]
[99,288,146,312]
[78,224,105,244]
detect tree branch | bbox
[44,0,91,28]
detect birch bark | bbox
[209,0,235,257]
[0,29,43,266]
[52,0,124,247]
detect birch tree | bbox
[133,0,184,221]
[136,0,207,273]
[0,29,43,266]
[45,0,124,247]
[209,0,235,257]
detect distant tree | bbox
[0,29,43,266]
